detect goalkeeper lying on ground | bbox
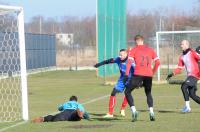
[32,95,90,122]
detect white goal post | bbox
[0,5,28,121]
[156,30,200,81]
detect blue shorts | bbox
[114,77,129,93]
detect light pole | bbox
[75,44,78,71]
[39,16,42,34]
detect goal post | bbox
[18,6,29,121]
[0,5,28,122]
[156,30,200,81]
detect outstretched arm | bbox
[123,53,134,84]
[173,57,184,75]
[125,58,133,76]
[94,58,115,68]
[166,56,184,80]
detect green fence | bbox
[97,0,127,76]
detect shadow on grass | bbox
[89,113,123,121]
[89,113,123,117]
[138,109,180,113]
[89,113,105,116]
[90,117,122,121]
[139,109,200,114]
[157,110,179,113]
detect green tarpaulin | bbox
[97,0,127,76]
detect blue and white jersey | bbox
[96,56,135,92]
[114,57,135,78]
[58,101,85,112]
[112,57,135,92]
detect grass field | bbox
[0,70,200,132]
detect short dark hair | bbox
[120,49,126,52]
[69,95,78,101]
[134,35,144,41]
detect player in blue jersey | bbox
[94,49,135,118]
[32,95,90,122]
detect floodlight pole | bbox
[75,44,78,71]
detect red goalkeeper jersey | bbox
[173,49,200,79]
[126,45,160,77]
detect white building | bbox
[56,33,73,46]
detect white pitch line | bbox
[82,94,110,105]
[0,94,110,132]
[0,121,27,132]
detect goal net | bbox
[156,30,200,82]
[0,5,28,122]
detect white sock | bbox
[149,107,154,113]
[185,101,190,108]
[131,106,136,113]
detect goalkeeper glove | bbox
[196,46,200,54]
[94,63,101,68]
[123,75,128,84]
[166,73,173,81]
[83,111,90,120]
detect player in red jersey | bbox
[166,40,200,113]
[123,35,160,122]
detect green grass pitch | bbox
[0,70,200,132]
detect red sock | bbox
[121,96,128,110]
[109,96,116,115]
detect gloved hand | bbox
[123,75,128,84]
[166,73,173,81]
[196,46,200,54]
[94,63,101,68]
[83,111,90,120]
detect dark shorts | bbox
[44,109,81,122]
[114,76,131,93]
[127,75,152,90]
[184,76,198,90]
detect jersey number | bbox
[140,55,150,67]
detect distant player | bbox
[166,41,200,113]
[94,49,135,118]
[32,95,90,122]
[124,35,160,122]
